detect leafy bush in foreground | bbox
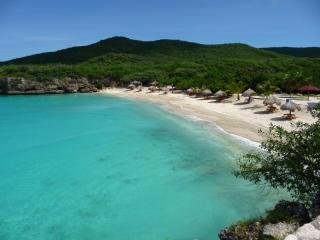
[235,109,320,205]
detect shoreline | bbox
[101,88,316,143]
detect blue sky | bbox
[0,0,319,60]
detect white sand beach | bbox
[102,88,318,143]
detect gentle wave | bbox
[184,114,260,148]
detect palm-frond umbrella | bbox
[132,80,142,86]
[214,90,227,102]
[202,89,213,99]
[281,99,301,120]
[136,85,143,92]
[263,96,281,106]
[263,95,281,113]
[242,88,255,97]
[166,85,175,92]
[186,88,194,95]
[242,88,256,103]
[150,81,158,86]
[127,83,135,90]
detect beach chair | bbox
[282,113,297,120]
[267,105,277,113]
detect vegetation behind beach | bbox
[0,37,320,92]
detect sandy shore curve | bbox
[101,88,317,143]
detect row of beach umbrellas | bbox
[130,80,159,87]
[127,83,311,119]
[130,82,319,95]
[186,88,256,99]
[186,87,303,119]
[128,80,162,88]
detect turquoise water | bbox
[0,94,282,240]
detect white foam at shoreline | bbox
[184,114,261,148]
[103,90,262,148]
[184,115,206,122]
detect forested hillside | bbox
[263,47,320,58]
[1,37,319,93]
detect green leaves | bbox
[257,81,277,96]
[235,120,320,205]
[0,46,319,90]
[227,81,245,100]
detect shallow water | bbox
[0,94,282,240]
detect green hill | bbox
[263,47,320,58]
[1,36,281,65]
[0,37,319,93]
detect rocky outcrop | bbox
[0,77,107,95]
[218,221,263,240]
[218,200,311,240]
[263,222,298,239]
[285,216,320,240]
[273,200,311,225]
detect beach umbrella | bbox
[299,85,320,100]
[214,90,227,97]
[281,99,301,112]
[275,88,282,94]
[242,88,256,97]
[202,89,213,96]
[132,80,142,86]
[136,85,143,92]
[281,99,301,119]
[127,83,135,90]
[202,89,212,95]
[263,95,281,106]
[299,85,320,92]
[263,95,282,113]
[214,90,227,102]
[150,81,158,86]
[186,88,194,95]
[242,88,256,103]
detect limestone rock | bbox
[0,77,101,95]
[218,221,263,240]
[285,235,298,240]
[295,223,320,240]
[263,222,298,238]
[312,216,320,229]
[284,216,320,240]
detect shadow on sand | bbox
[234,102,250,105]
[270,117,287,122]
[254,110,270,114]
[241,105,263,110]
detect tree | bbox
[281,72,308,94]
[256,81,277,96]
[227,81,245,100]
[234,107,320,205]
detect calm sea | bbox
[0,94,282,240]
